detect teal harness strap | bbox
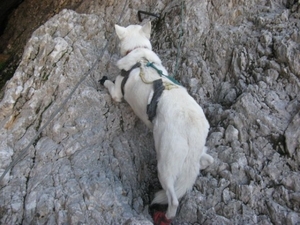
[146,62,181,85]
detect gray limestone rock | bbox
[0,0,300,224]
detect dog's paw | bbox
[99,76,108,85]
[153,211,172,225]
[200,153,214,170]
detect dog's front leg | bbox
[100,75,123,102]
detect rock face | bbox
[0,0,300,224]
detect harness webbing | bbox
[119,61,179,122]
[147,79,165,122]
[120,62,141,96]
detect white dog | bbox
[100,22,214,224]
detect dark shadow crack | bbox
[20,142,37,224]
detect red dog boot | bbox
[153,211,172,225]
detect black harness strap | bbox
[147,79,165,122]
[120,62,141,96]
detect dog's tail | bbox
[200,149,214,170]
[151,147,214,205]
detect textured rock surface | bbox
[0,0,91,91]
[0,0,300,224]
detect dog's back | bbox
[151,88,210,207]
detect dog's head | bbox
[115,22,152,56]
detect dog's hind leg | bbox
[165,183,179,219]
[157,173,179,219]
[151,180,178,225]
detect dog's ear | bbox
[141,21,151,39]
[115,24,127,39]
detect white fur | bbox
[104,22,214,219]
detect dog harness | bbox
[120,62,141,96]
[147,79,165,122]
[120,61,179,122]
